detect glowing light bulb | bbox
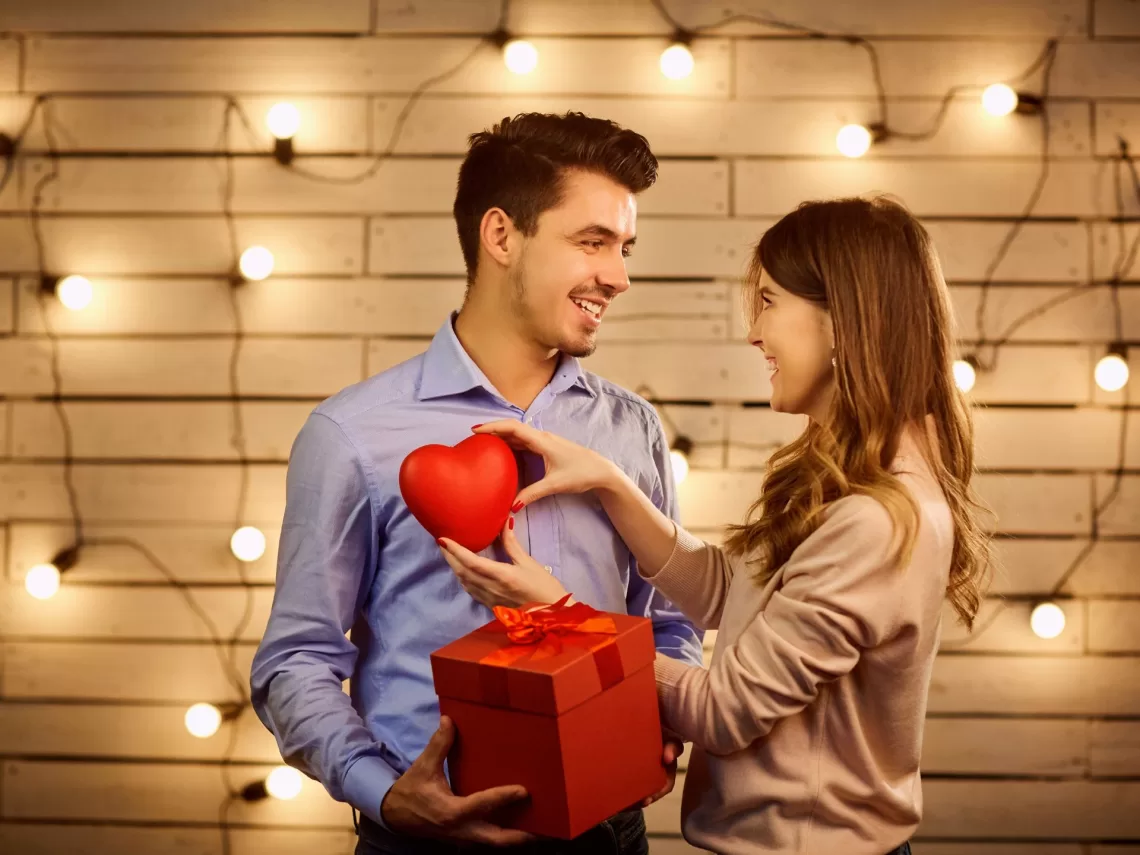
[185,703,222,739]
[1030,602,1066,639]
[660,43,694,80]
[265,102,300,140]
[670,449,690,484]
[231,526,267,562]
[836,124,873,158]
[56,275,93,311]
[503,39,538,75]
[953,358,978,393]
[239,246,274,282]
[1095,352,1129,393]
[982,83,1018,117]
[266,765,303,800]
[25,563,61,600]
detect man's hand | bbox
[638,738,683,809]
[380,716,536,846]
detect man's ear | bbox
[479,207,518,270]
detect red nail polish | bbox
[511,501,523,513]
[471,423,483,430]
[437,537,446,547]
[508,517,514,531]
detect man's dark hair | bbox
[452,111,659,283]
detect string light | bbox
[1030,601,1066,639]
[836,124,886,158]
[238,246,274,282]
[185,701,245,739]
[23,547,79,600]
[981,83,1018,117]
[953,355,979,393]
[40,274,93,311]
[265,102,299,165]
[240,765,304,802]
[669,436,693,485]
[230,526,267,563]
[660,32,694,80]
[501,38,538,75]
[1095,345,1130,393]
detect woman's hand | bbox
[438,518,568,609]
[472,421,619,511]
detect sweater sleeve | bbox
[638,524,737,632]
[653,495,907,756]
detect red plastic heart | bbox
[399,433,519,553]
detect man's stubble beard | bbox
[508,261,598,360]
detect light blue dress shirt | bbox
[250,313,704,828]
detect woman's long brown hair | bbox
[724,197,992,628]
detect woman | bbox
[440,197,992,854]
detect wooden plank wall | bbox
[2,0,1140,852]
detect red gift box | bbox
[430,596,668,840]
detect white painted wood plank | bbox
[940,599,1085,653]
[33,217,366,276]
[0,276,12,333]
[14,96,369,153]
[0,39,18,92]
[1095,0,1140,36]
[1,760,350,826]
[1097,101,1140,156]
[0,338,362,397]
[1088,601,1140,652]
[1,463,287,524]
[951,284,1140,343]
[10,401,312,461]
[2,583,273,642]
[926,222,1087,283]
[724,407,807,469]
[976,473,1091,536]
[2,642,257,702]
[0,1,371,32]
[0,702,281,761]
[920,780,1140,838]
[382,96,1092,158]
[376,0,1087,36]
[0,217,37,271]
[1059,541,1140,595]
[974,407,1137,470]
[928,654,1140,715]
[587,343,771,402]
[0,826,360,855]
[29,157,728,217]
[986,538,1140,596]
[961,345,1093,405]
[736,40,1140,99]
[25,36,731,97]
[734,159,1130,218]
[1090,720,1140,777]
[1096,474,1140,536]
[7,522,280,585]
[1092,222,1140,282]
[922,717,1088,776]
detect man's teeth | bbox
[572,298,602,317]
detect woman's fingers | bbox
[472,420,547,453]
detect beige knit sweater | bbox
[648,448,953,854]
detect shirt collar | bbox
[417,312,596,402]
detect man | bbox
[250,112,703,855]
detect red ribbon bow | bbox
[481,595,618,666]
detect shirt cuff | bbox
[342,753,401,830]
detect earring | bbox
[831,356,836,368]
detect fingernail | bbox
[508,517,514,531]
[437,537,446,547]
[471,423,483,430]
[511,501,523,513]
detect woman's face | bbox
[747,269,836,422]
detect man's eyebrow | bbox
[572,225,636,244]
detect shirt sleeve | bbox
[249,410,400,828]
[652,495,906,756]
[624,406,705,667]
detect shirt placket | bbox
[519,406,562,581]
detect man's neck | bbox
[453,300,561,412]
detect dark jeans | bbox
[355,809,648,855]
[888,844,913,855]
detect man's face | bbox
[507,169,636,358]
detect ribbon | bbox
[479,594,619,668]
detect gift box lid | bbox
[430,597,656,717]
